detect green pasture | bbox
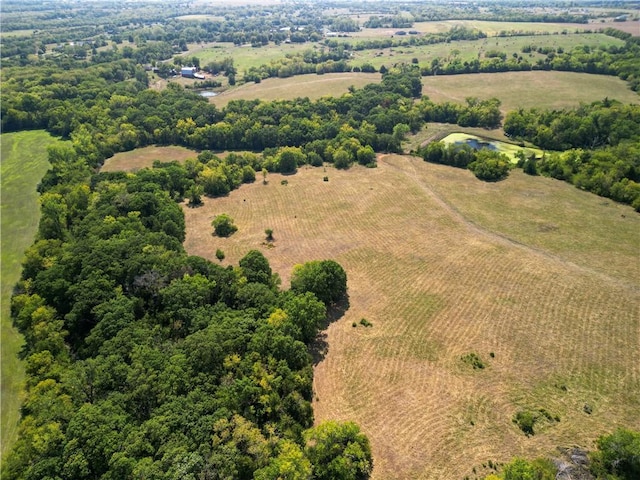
[194,42,313,72]
[421,71,639,113]
[413,20,595,36]
[349,33,624,69]
[441,132,543,162]
[0,130,58,459]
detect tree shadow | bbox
[310,294,350,366]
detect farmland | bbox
[181,157,640,479]
[347,33,624,68]
[101,145,197,172]
[421,71,640,113]
[209,72,382,107]
[0,131,58,459]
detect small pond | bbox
[441,133,542,163]
[455,137,498,151]
[199,91,218,98]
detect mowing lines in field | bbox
[182,158,640,479]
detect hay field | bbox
[101,145,198,172]
[421,71,640,113]
[182,157,639,479]
[0,131,58,459]
[349,33,624,68]
[210,72,382,107]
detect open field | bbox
[101,145,198,172]
[349,33,624,68]
[412,20,635,36]
[210,72,382,107]
[421,71,640,113]
[193,42,312,71]
[0,131,58,459]
[181,156,639,479]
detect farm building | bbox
[181,66,198,78]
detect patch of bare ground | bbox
[182,157,640,479]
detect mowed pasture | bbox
[210,72,382,107]
[349,33,624,69]
[421,71,640,113]
[0,131,58,459]
[182,157,640,479]
[101,145,198,172]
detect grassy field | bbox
[421,71,639,113]
[193,42,312,72]
[101,145,198,172]
[349,33,624,69]
[179,157,640,479]
[210,72,382,107]
[0,130,58,459]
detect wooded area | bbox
[1,1,639,479]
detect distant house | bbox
[181,66,197,78]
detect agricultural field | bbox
[193,42,313,72]
[0,131,58,459]
[210,72,382,107]
[349,33,625,68]
[412,20,611,36]
[181,156,640,479]
[101,145,198,172]
[421,71,640,113]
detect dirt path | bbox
[378,154,639,293]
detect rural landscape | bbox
[1,0,639,479]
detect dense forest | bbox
[2,1,640,479]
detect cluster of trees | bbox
[419,35,640,92]
[418,141,513,181]
[504,100,640,209]
[418,97,503,129]
[3,143,371,478]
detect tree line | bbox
[504,100,640,209]
[3,148,372,479]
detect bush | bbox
[461,352,485,369]
[215,249,225,261]
[468,150,512,181]
[212,213,237,237]
[590,428,640,480]
[513,410,536,436]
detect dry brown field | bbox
[182,156,640,479]
[101,145,198,172]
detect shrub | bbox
[590,428,640,480]
[215,249,225,261]
[212,213,237,237]
[461,352,485,369]
[513,410,536,436]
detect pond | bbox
[441,133,542,163]
[199,91,218,98]
[457,137,498,151]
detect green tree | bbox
[290,260,347,305]
[356,145,376,166]
[215,249,225,261]
[304,421,372,480]
[239,250,273,286]
[212,213,237,237]
[590,428,640,480]
[278,147,305,174]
